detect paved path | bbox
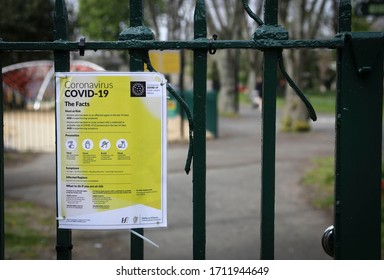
[5,105,335,260]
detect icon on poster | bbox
[66,139,77,150]
[131,81,146,97]
[82,139,94,150]
[99,139,111,150]
[116,139,128,150]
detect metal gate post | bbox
[260,49,278,260]
[128,0,145,261]
[118,0,155,260]
[335,1,383,259]
[259,0,283,260]
[54,0,73,260]
[193,0,207,260]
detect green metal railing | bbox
[0,0,382,260]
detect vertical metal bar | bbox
[260,0,279,260]
[0,50,4,260]
[335,1,382,260]
[335,37,383,259]
[338,0,352,33]
[193,0,207,260]
[179,49,185,138]
[129,0,144,260]
[54,0,72,260]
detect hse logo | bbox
[130,81,146,97]
[121,216,139,224]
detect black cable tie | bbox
[78,37,86,56]
[209,34,218,55]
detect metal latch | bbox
[322,225,334,257]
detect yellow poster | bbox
[55,72,167,229]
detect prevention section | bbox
[56,72,167,230]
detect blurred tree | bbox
[0,0,55,66]
[279,0,330,132]
[156,0,192,40]
[77,0,130,41]
[244,0,264,109]
[0,0,54,41]
[279,0,376,132]
[78,0,169,40]
[206,0,249,115]
[77,0,167,69]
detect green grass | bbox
[301,156,384,257]
[4,199,56,259]
[305,91,336,114]
[4,152,56,259]
[279,89,336,114]
[240,89,337,114]
[301,156,335,210]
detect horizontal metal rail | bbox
[0,38,345,52]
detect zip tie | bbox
[209,34,218,55]
[55,73,68,78]
[78,37,86,56]
[129,229,159,248]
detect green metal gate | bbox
[0,0,382,260]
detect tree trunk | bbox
[217,49,237,115]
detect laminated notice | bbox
[55,72,167,230]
